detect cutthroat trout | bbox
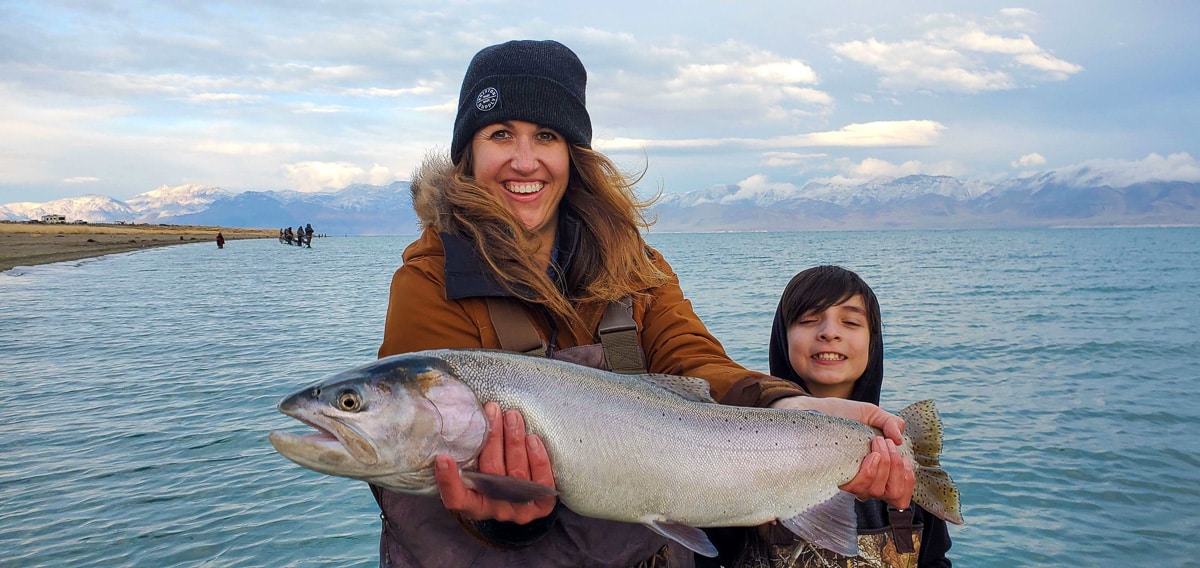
[269,349,963,556]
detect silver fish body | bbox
[269,349,963,556]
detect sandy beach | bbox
[1,222,278,272]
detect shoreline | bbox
[1,222,278,272]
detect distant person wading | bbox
[278,224,315,248]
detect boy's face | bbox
[785,293,871,399]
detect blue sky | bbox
[2,1,1198,203]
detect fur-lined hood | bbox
[409,153,457,232]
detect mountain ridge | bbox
[4,171,1198,234]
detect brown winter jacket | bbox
[379,227,807,404]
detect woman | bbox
[376,40,913,568]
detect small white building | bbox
[41,214,66,224]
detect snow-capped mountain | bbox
[650,173,1200,231]
[166,181,418,235]
[658,175,992,209]
[0,185,229,224]
[0,182,419,235]
[124,184,231,222]
[2,195,137,223]
[3,168,1197,233]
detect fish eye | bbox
[336,389,363,412]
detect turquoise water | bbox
[2,228,1198,567]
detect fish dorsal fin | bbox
[460,471,559,502]
[779,490,859,557]
[640,374,717,403]
[644,519,718,557]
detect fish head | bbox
[268,354,489,494]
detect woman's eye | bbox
[489,130,511,140]
[536,131,557,141]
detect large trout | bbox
[269,349,963,556]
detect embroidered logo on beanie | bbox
[475,87,499,112]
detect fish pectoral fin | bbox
[644,519,718,558]
[779,491,859,557]
[460,471,558,502]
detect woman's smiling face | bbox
[470,120,570,239]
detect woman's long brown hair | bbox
[439,145,669,327]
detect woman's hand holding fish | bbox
[434,402,558,524]
[770,396,914,509]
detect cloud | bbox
[761,152,830,167]
[1012,153,1047,168]
[597,120,945,151]
[832,39,1015,92]
[63,177,101,183]
[1053,153,1200,187]
[720,174,801,203]
[588,39,834,129]
[281,161,398,192]
[341,82,442,98]
[287,102,353,114]
[186,93,266,104]
[193,140,303,156]
[844,156,964,177]
[777,120,945,147]
[831,10,1082,92]
[805,156,968,186]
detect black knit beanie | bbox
[451,40,592,164]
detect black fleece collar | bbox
[441,211,581,300]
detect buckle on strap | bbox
[598,297,646,375]
[887,506,918,554]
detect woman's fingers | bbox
[435,406,557,524]
[503,409,530,480]
[477,402,505,475]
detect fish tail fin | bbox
[899,400,965,525]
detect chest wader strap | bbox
[484,297,646,374]
[887,505,918,554]
[598,297,647,375]
[486,297,548,357]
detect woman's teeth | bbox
[506,182,543,194]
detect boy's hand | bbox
[770,396,914,509]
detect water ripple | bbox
[3,229,1199,566]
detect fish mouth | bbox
[271,412,381,466]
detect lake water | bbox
[2,228,1198,567]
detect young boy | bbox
[705,265,953,567]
